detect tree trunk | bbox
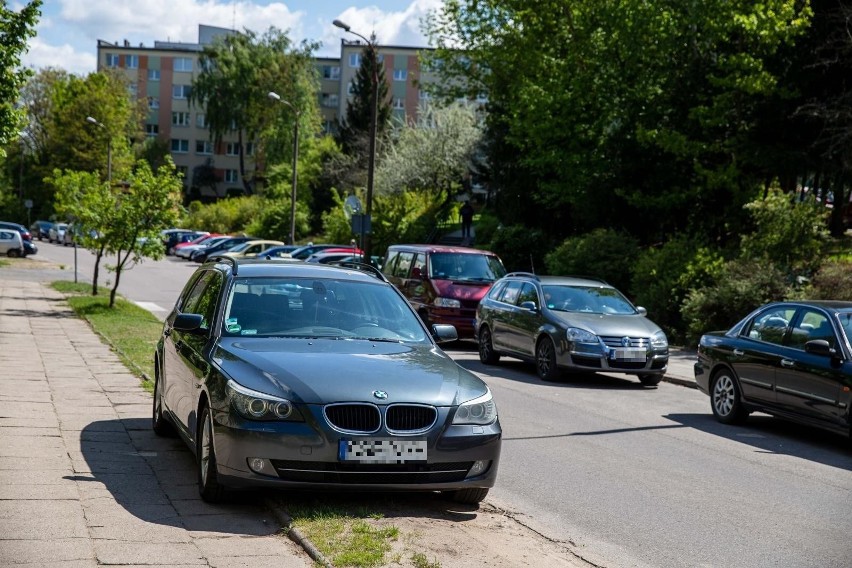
[92,243,106,296]
[238,129,251,195]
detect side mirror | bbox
[173,313,204,333]
[431,324,459,344]
[636,306,647,316]
[804,339,836,357]
[520,300,538,312]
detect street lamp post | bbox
[86,116,112,183]
[333,19,378,264]
[267,92,299,245]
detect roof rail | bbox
[331,261,388,282]
[506,271,538,280]
[215,256,238,276]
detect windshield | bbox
[542,284,637,315]
[222,277,429,342]
[428,253,506,282]
[227,242,253,253]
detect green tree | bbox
[376,103,483,207]
[0,0,41,157]
[190,27,318,195]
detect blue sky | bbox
[21,0,441,76]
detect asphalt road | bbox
[20,242,852,568]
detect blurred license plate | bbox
[339,439,427,463]
[611,348,647,362]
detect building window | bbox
[171,112,191,127]
[245,142,254,156]
[145,124,159,137]
[148,69,160,81]
[393,69,407,81]
[105,53,119,68]
[148,96,160,109]
[321,93,339,108]
[392,97,404,110]
[323,65,340,79]
[125,54,139,69]
[225,142,239,156]
[347,81,355,95]
[128,82,138,97]
[172,84,192,99]
[174,57,193,72]
[195,140,214,155]
[348,53,361,68]
[224,169,239,183]
[170,139,189,153]
[196,113,209,128]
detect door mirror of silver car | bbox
[431,324,459,343]
[636,306,647,316]
[173,313,204,333]
[520,301,538,312]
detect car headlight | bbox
[566,327,598,344]
[452,390,497,425]
[651,330,668,349]
[227,379,303,421]
[434,297,461,308]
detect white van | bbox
[0,229,25,257]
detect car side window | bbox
[488,281,507,300]
[499,281,522,305]
[517,283,538,307]
[381,252,399,276]
[181,271,222,331]
[412,253,426,276]
[790,309,836,350]
[394,252,414,278]
[746,308,795,345]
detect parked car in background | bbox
[176,235,230,260]
[207,239,284,262]
[260,244,300,259]
[305,251,365,264]
[165,230,208,255]
[382,244,507,338]
[48,222,68,244]
[0,221,32,243]
[190,236,256,263]
[174,234,223,259]
[0,228,25,257]
[30,220,53,241]
[695,300,852,439]
[289,243,351,259]
[476,273,669,384]
[23,239,38,256]
[154,259,500,504]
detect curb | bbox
[266,499,333,567]
[663,375,697,389]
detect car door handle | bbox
[781,359,795,368]
[733,349,744,356]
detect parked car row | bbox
[0,221,37,257]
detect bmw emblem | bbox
[621,337,632,347]
[373,390,388,400]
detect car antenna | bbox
[530,254,536,274]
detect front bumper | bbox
[211,405,501,492]
[557,342,669,375]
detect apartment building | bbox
[97,25,435,199]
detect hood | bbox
[430,278,493,302]
[551,311,664,338]
[212,338,488,406]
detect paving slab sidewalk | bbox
[0,278,310,568]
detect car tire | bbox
[152,369,175,437]
[535,337,561,381]
[710,369,748,424]
[639,374,662,387]
[197,405,226,503]
[450,487,489,505]
[478,326,501,364]
[7,250,20,258]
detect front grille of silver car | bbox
[385,404,437,433]
[599,336,650,348]
[324,403,381,433]
[270,460,474,484]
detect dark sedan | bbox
[154,259,501,504]
[694,300,852,438]
[476,273,668,384]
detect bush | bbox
[800,260,852,300]
[486,224,547,273]
[630,236,725,343]
[680,258,791,345]
[545,228,639,292]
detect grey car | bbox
[476,272,669,385]
[154,259,501,504]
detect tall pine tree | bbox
[336,35,392,180]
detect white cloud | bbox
[22,37,96,77]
